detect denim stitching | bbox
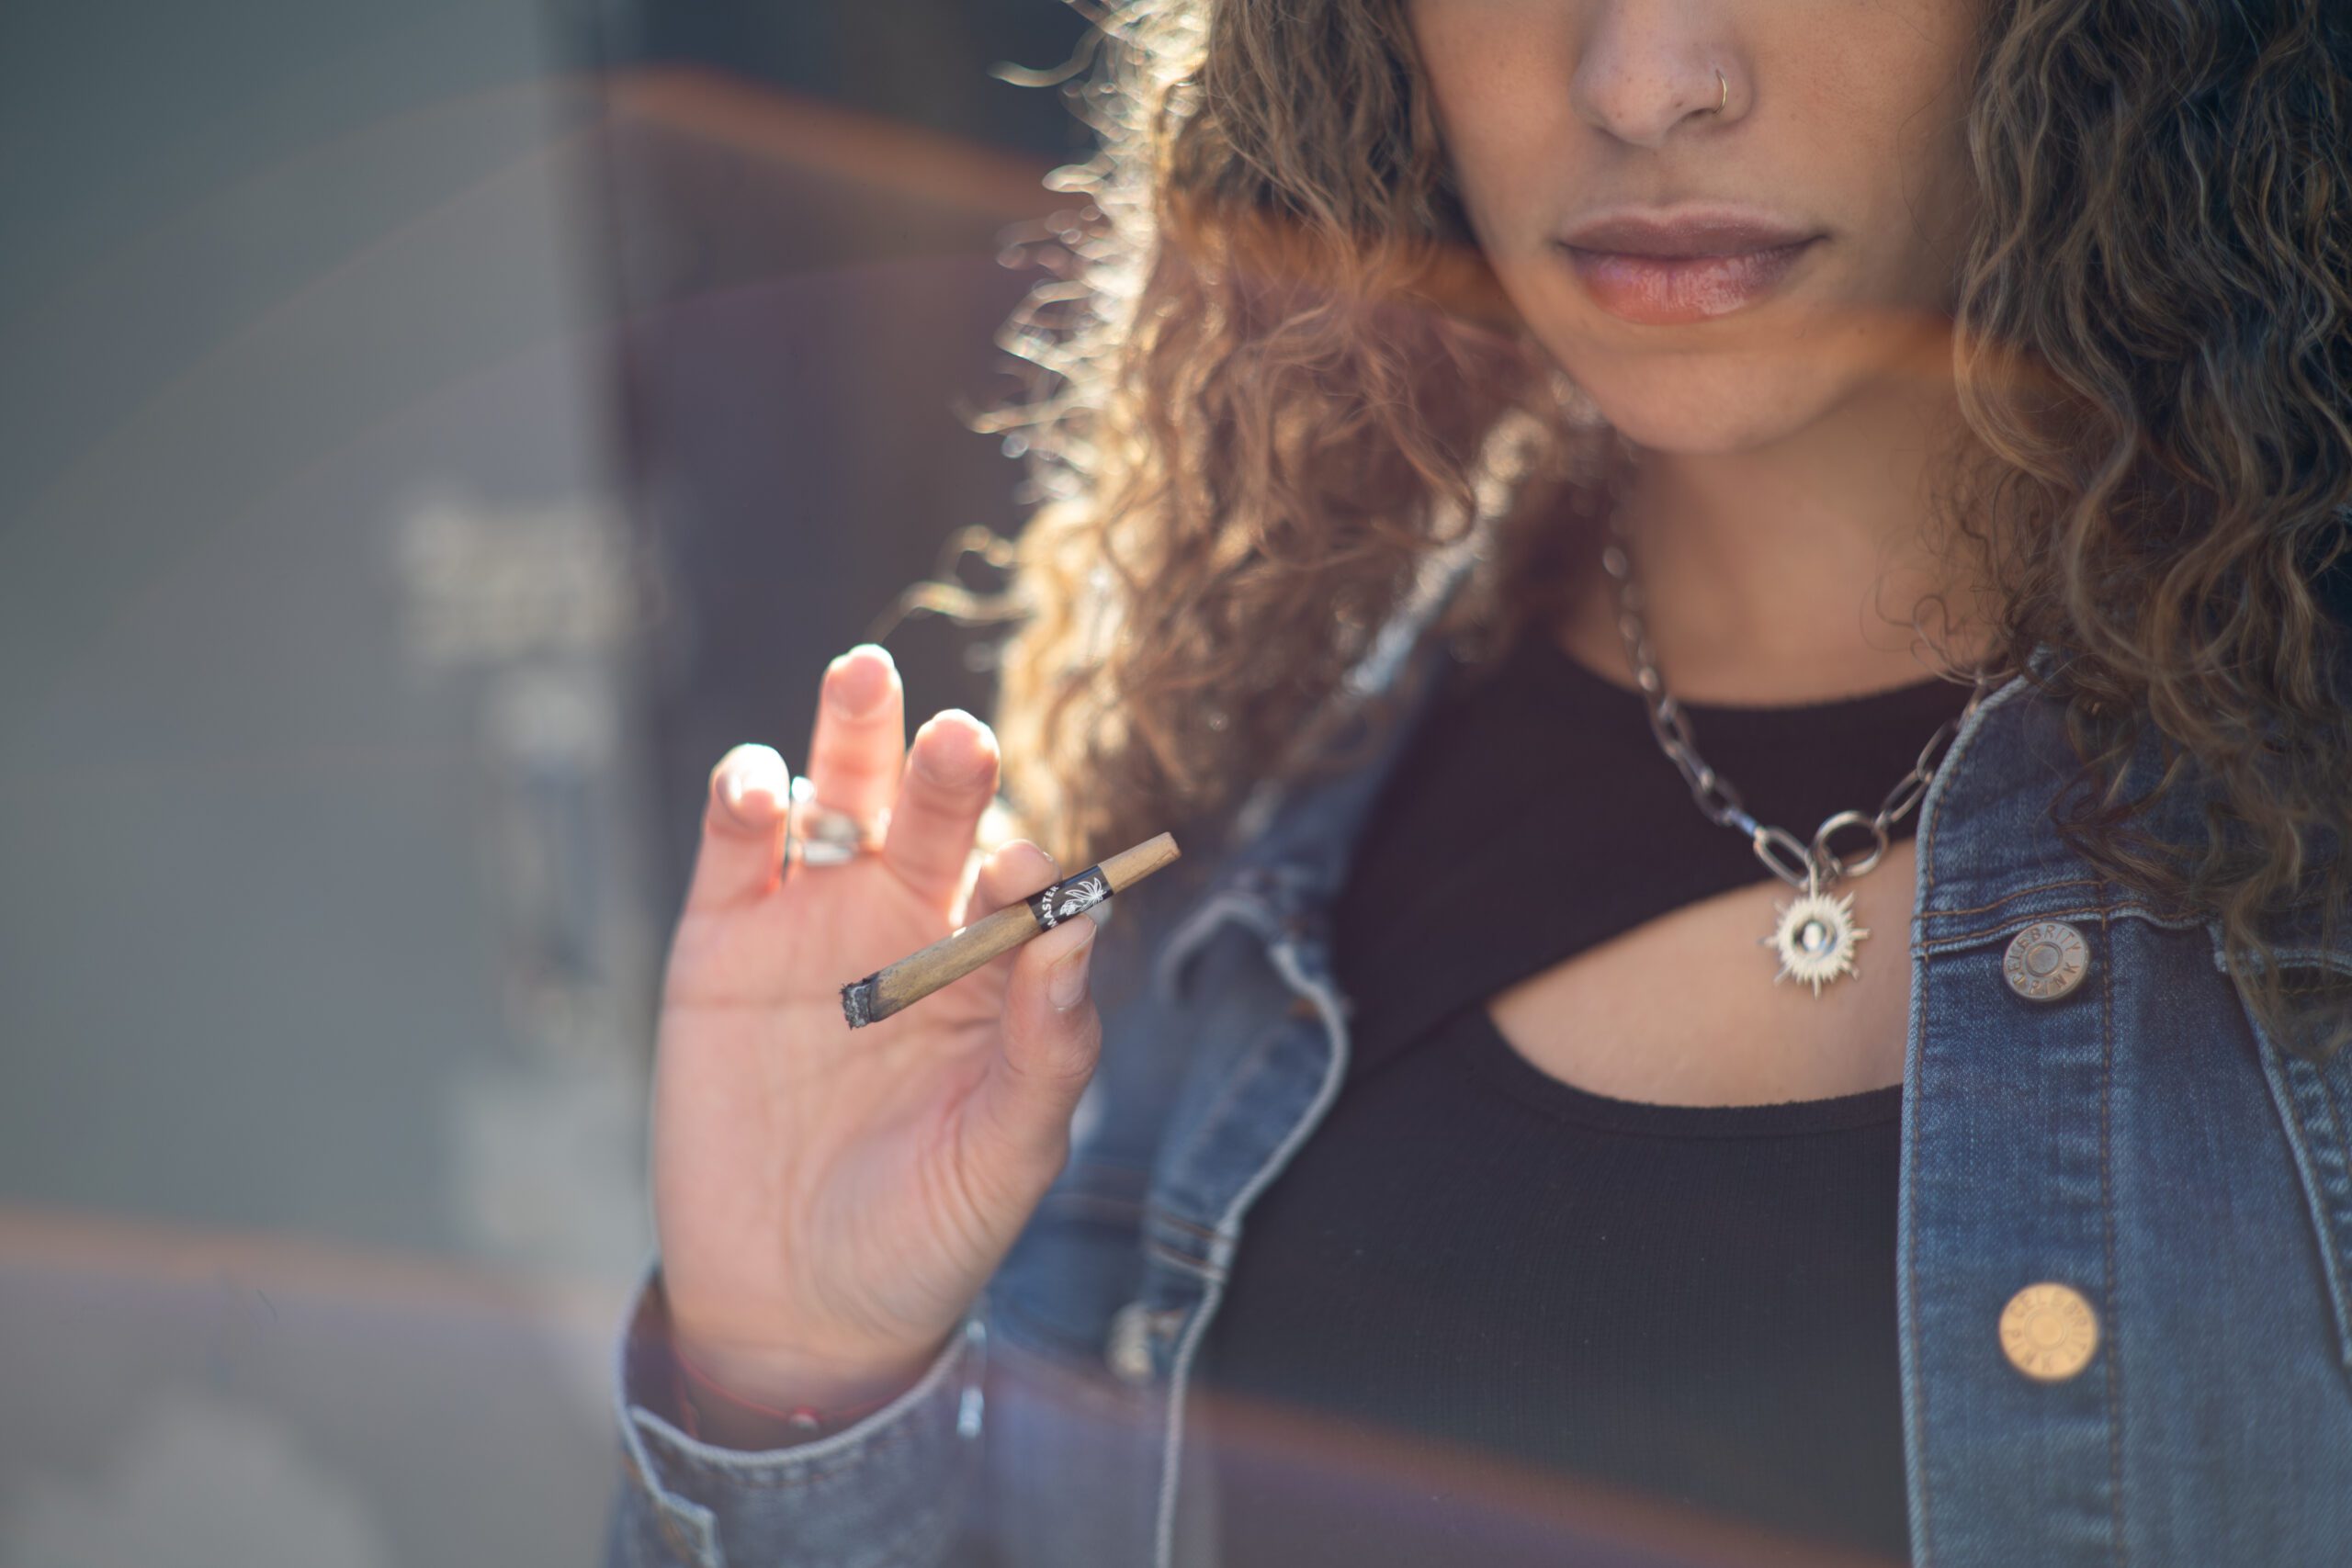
[1147,1207,1223,1244]
[1906,928,1937,1567]
[1917,901,2209,953]
[635,1407,926,1490]
[2098,903,2128,1568]
[1156,978,1299,1213]
[2214,919,2352,1375]
[1146,1235,1223,1281]
[1152,932,1353,1568]
[2304,1055,2352,1372]
[2212,942,2352,978]
[1897,647,2044,1565]
[1917,876,2109,921]
[1153,888,1272,1003]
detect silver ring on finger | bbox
[786,773,888,866]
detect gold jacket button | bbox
[2004,920,2091,1000]
[1999,1280,2100,1380]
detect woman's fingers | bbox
[683,743,792,915]
[963,895,1102,1175]
[802,645,905,831]
[967,838,1057,927]
[955,838,1101,1170]
[684,646,1001,925]
[941,840,1057,1006]
[882,710,1002,915]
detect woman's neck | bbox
[1561,376,2001,707]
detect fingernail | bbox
[827,648,892,718]
[913,711,993,784]
[1045,917,1097,1010]
[716,750,781,827]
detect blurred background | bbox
[0,1,1091,1562]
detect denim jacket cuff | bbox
[605,1249,988,1568]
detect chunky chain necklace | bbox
[1599,502,2007,996]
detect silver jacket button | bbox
[2004,920,2091,1000]
[1105,1300,1158,1385]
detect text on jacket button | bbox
[1999,1280,2100,1381]
[2003,920,2091,1000]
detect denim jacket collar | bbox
[1154,537,2086,1010]
[1158,547,2349,1007]
[1145,536,1472,1004]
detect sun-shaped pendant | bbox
[1758,877,1870,997]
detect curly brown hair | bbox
[912,0,2352,1063]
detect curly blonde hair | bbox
[920,0,2352,1062]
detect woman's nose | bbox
[1569,8,1736,148]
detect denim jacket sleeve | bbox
[602,1249,993,1568]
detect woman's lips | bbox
[1555,237,1820,325]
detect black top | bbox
[1192,626,1981,1567]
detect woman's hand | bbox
[650,643,1104,1411]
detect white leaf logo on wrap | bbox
[1038,872,1108,927]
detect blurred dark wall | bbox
[576,0,1095,924]
[630,4,1094,150]
[0,6,1106,1562]
[2,6,651,1564]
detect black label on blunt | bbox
[1026,864,1113,929]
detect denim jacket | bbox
[604,539,2352,1568]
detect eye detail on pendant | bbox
[1758,887,1870,997]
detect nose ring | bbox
[1711,67,1728,115]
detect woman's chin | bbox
[1567,383,1839,457]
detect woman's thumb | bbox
[965,913,1103,1170]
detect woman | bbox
[605,1,2352,1564]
